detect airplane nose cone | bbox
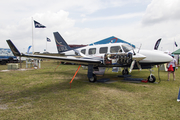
[138,50,173,63]
[163,54,173,62]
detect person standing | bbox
[167,54,178,81]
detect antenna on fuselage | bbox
[137,44,142,53]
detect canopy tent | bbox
[89,36,136,48]
[172,48,180,65]
[172,48,180,54]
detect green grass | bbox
[0,61,180,119]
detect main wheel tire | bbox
[89,74,97,83]
[122,69,129,75]
[148,75,156,83]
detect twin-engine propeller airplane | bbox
[7,32,172,83]
[53,32,172,83]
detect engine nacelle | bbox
[104,53,132,65]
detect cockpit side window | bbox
[110,46,121,53]
[99,47,108,54]
[81,49,86,54]
[89,48,96,55]
[122,45,133,52]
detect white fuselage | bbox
[63,43,173,65]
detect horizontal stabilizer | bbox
[6,40,101,65]
[6,40,21,56]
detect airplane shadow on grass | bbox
[0,70,95,102]
[0,79,90,104]
[0,69,147,104]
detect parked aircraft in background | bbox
[7,32,172,83]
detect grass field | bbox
[0,61,180,119]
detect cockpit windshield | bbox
[121,44,134,52]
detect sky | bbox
[0,0,180,53]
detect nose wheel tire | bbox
[148,75,156,83]
[89,74,97,83]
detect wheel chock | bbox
[141,80,148,83]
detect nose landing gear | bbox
[148,74,156,83]
[147,69,156,83]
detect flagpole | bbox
[32,20,46,53]
[173,38,175,52]
[46,37,47,52]
[32,17,34,54]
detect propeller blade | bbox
[129,60,136,73]
[137,62,142,70]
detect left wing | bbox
[6,40,101,65]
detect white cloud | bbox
[142,0,180,24]
[82,12,144,22]
[139,0,180,52]
[33,10,75,30]
[0,10,75,52]
[0,0,179,54]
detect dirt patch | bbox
[0,68,33,72]
[0,104,8,110]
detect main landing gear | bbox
[87,65,107,83]
[122,68,129,75]
[87,64,97,82]
[89,74,97,83]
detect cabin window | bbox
[81,49,86,54]
[110,46,121,53]
[89,48,96,55]
[99,47,108,54]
